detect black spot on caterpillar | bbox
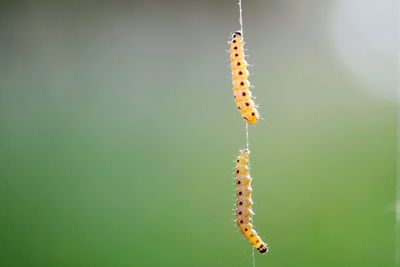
[229,32,259,124]
[235,149,268,254]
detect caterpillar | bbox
[230,31,259,125]
[235,149,268,254]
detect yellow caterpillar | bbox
[230,31,259,124]
[235,149,268,254]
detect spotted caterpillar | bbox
[230,31,259,124]
[235,149,268,254]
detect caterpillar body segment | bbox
[230,31,259,125]
[235,149,268,254]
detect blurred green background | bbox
[0,1,398,266]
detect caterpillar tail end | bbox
[245,117,258,125]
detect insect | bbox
[230,31,259,125]
[235,149,268,254]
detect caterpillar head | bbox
[232,31,242,40]
[257,244,268,254]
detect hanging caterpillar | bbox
[235,149,268,254]
[230,31,259,125]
